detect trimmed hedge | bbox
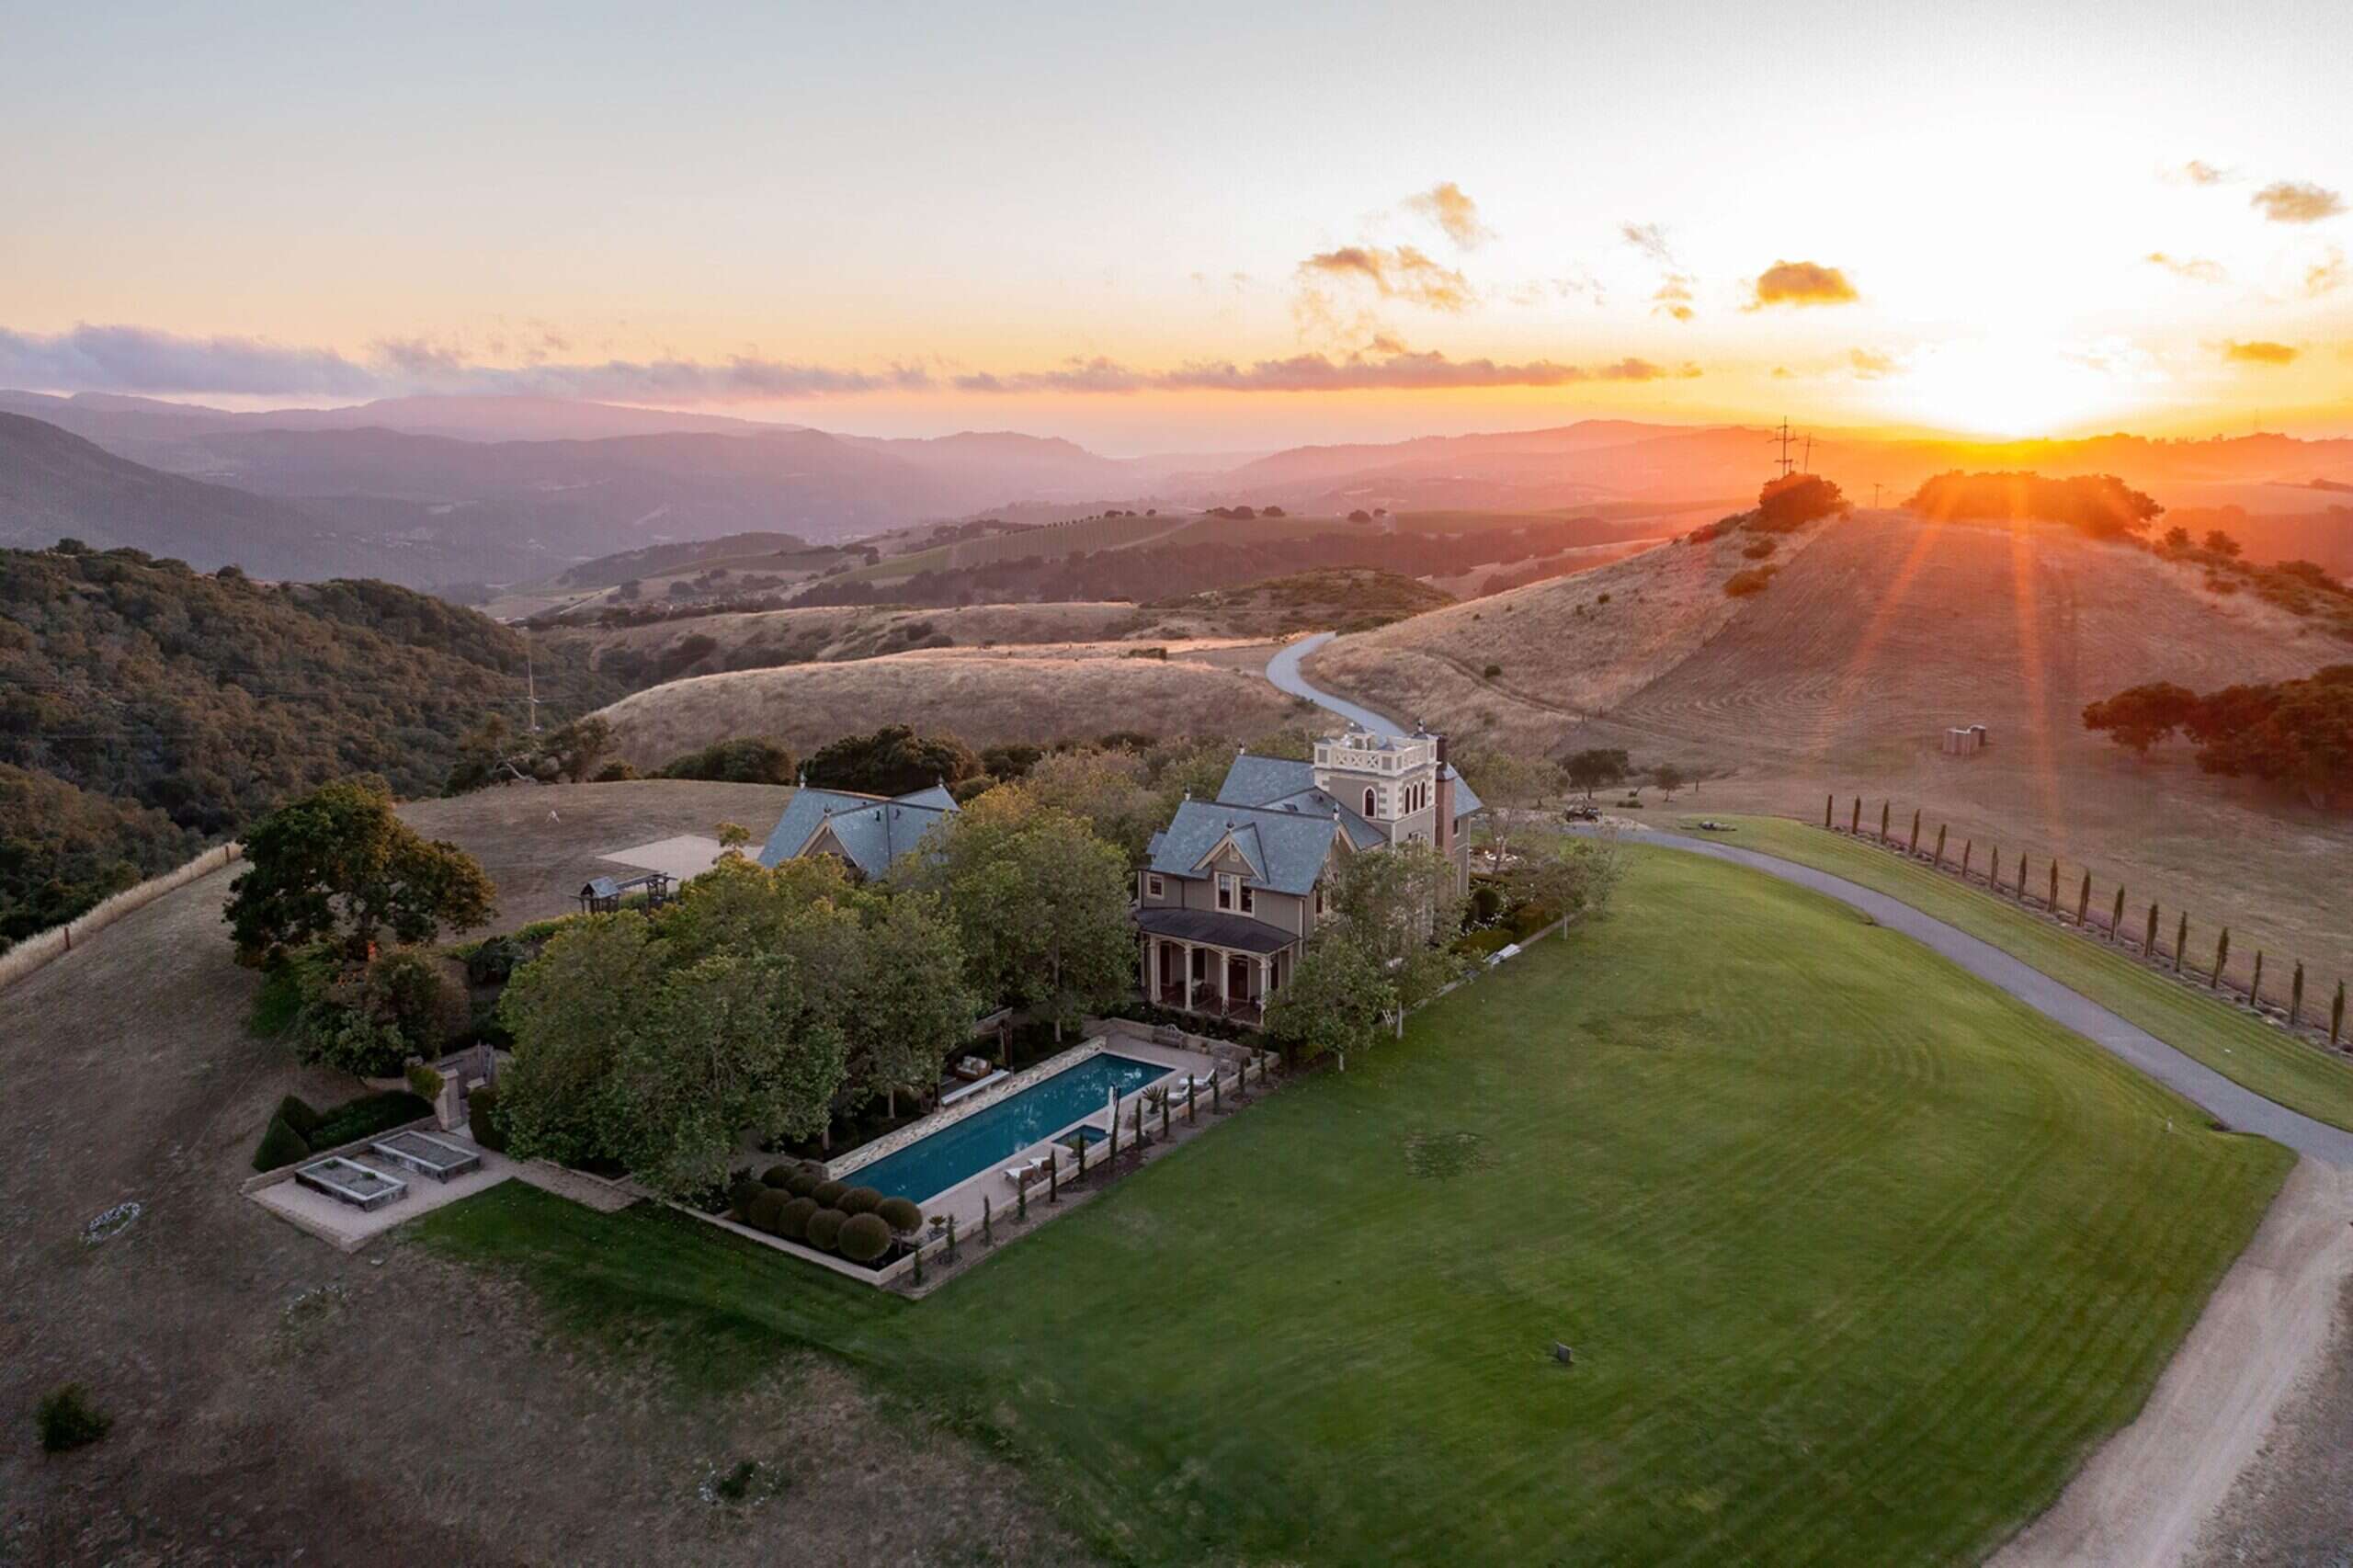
[786,1170,824,1199]
[838,1186,882,1217]
[467,1085,509,1153]
[778,1196,819,1241]
[837,1212,892,1264]
[804,1208,847,1252]
[745,1190,790,1234]
[308,1090,431,1150]
[252,1114,312,1173]
[811,1179,847,1209]
[275,1094,323,1140]
[877,1196,924,1234]
[761,1163,799,1188]
[727,1176,765,1219]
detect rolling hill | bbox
[1305,507,2353,985]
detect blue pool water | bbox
[847,1053,1171,1203]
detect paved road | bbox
[1585,826,2353,1168]
[1266,632,1411,737]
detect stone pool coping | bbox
[823,1037,1110,1182]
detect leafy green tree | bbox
[614,952,845,1197]
[225,777,494,964]
[1652,763,1688,801]
[1506,836,1625,925]
[843,892,978,1117]
[1327,841,1469,1034]
[1264,931,1394,1071]
[2082,682,2201,756]
[1021,746,1162,864]
[496,915,666,1167]
[1454,748,1555,866]
[804,724,981,797]
[910,788,1134,1039]
[1563,748,1630,799]
[657,736,798,785]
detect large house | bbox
[1135,725,1482,1026]
[756,780,958,881]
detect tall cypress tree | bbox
[1934,824,1948,868]
[2175,913,2188,973]
[1880,801,1891,842]
[2251,951,2265,1008]
[2144,902,2158,957]
[1909,809,1921,855]
[1824,793,1834,829]
[2213,927,2230,989]
[2290,961,2305,1027]
[2111,885,2126,943]
[2332,981,2346,1047]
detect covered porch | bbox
[1133,907,1297,1029]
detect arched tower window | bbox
[1363,786,1378,818]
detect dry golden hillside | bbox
[1313,507,2353,986]
[595,639,1311,766]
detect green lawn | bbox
[1671,815,2353,1133]
[415,849,2289,1565]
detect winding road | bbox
[1263,640,2353,1166]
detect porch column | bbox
[1219,946,1231,1008]
[1139,934,1150,994]
[1181,940,1195,1007]
[1260,955,1271,1004]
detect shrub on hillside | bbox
[837,1186,882,1216]
[467,1085,509,1153]
[252,1114,312,1172]
[35,1384,111,1454]
[778,1196,820,1241]
[804,1207,848,1252]
[1751,473,1850,533]
[877,1196,924,1234]
[837,1212,892,1264]
[1724,567,1777,597]
[657,736,798,786]
[803,725,982,797]
[591,762,640,783]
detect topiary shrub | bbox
[405,1062,445,1102]
[308,1090,431,1150]
[804,1208,848,1252]
[837,1186,882,1216]
[726,1176,764,1220]
[761,1163,799,1188]
[778,1196,819,1241]
[275,1094,323,1140]
[252,1114,312,1172]
[745,1190,790,1234]
[35,1384,111,1453]
[877,1196,924,1235]
[837,1212,892,1264]
[786,1169,825,1199]
[467,1085,508,1153]
[811,1179,847,1209]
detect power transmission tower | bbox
[1769,417,1796,479]
[1801,434,1813,474]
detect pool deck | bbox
[247,1135,634,1252]
[901,1036,1222,1235]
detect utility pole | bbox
[525,645,542,733]
[1871,482,1883,508]
[1769,417,1796,479]
[1801,433,1813,474]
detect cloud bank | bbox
[1298,245,1475,311]
[1748,261,1859,308]
[959,349,1691,394]
[2251,181,2345,223]
[2222,338,2298,365]
[1403,182,1494,249]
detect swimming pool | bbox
[847,1052,1172,1203]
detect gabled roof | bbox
[1147,799,1346,896]
[1263,786,1386,850]
[1216,754,1316,808]
[756,784,958,880]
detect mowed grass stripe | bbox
[1695,815,2353,1131]
[415,848,2288,1566]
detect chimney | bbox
[1433,734,1454,858]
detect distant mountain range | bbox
[3,390,2348,590]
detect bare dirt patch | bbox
[1,784,1078,1567]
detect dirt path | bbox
[1989,1160,2353,1566]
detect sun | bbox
[1885,336,2139,439]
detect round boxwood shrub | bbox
[876,1196,924,1234]
[786,1169,825,1199]
[778,1196,819,1241]
[761,1163,798,1188]
[252,1114,312,1173]
[804,1208,848,1252]
[811,1179,848,1209]
[837,1212,892,1264]
[745,1189,790,1235]
[726,1176,764,1220]
[838,1186,882,1216]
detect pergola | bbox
[1133,906,1296,1027]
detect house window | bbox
[1217,873,1236,910]
[1240,884,1255,915]
[1363,786,1378,818]
[1146,874,1164,898]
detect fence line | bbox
[1824,793,2347,1052]
[0,842,244,994]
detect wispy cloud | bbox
[0,323,381,397]
[1402,182,1494,249]
[1620,222,1677,265]
[1620,222,1696,322]
[1847,347,1897,379]
[2167,159,2232,186]
[2251,180,2345,223]
[1748,260,1859,308]
[2144,251,2229,284]
[2305,245,2347,297]
[1650,275,1696,322]
[2221,338,2299,365]
[958,347,1691,394]
[1298,244,1475,311]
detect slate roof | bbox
[1145,799,1349,896]
[756,785,958,880]
[1217,752,1483,826]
